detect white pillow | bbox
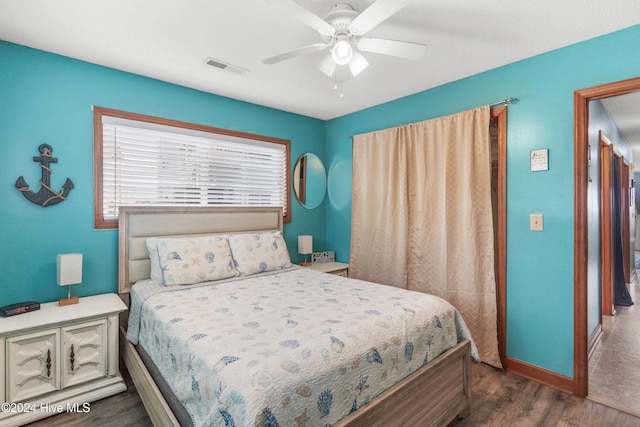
[228,231,292,276]
[154,235,238,285]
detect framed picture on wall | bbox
[530,148,549,172]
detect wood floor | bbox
[24,364,152,427]
[24,360,640,426]
[451,363,640,426]
[588,269,640,416]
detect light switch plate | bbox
[530,214,543,231]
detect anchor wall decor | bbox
[15,144,74,207]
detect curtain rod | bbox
[489,97,518,107]
[350,97,519,139]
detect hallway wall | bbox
[587,100,633,336]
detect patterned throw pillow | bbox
[154,235,238,285]
[228,231,292,276]
[146,237,164,284]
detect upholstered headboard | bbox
[118,206,283,294]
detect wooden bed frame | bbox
[118,206,471,426]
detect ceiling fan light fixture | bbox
[332,37,353,65]
[348,51,369,76]
[318,54,337,77]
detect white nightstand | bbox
[310,262,349,277]
[0,293,127,427]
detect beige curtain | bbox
[350,126,411,288]
[350,106,501,368]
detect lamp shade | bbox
[332,36,353,65]
[298,235,313,255]
[57,253,83,286]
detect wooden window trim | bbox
[93,106,291,229]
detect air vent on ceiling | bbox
[205,58,248,75]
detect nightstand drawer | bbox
[332,268,348,277]
[309,262,349,277]
[62,319,108,388]
[6,328,60,402]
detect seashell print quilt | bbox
[132,266,478,426]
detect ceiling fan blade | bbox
[267,0,336,36]
[349,0,411,35]
[262,43,329,64]
[317,54,336,77]
[348,51,369,77]
[357,37,426,59]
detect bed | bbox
[118,206,474,426]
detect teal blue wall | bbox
[0,41,326,306]
[325,24,640,377]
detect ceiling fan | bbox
[263,0,427,85]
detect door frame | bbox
[600,133,614,317]
[574,76,640,397]
[492,106,507,368]
[620,157,631,284]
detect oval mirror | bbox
[293,153,327,209]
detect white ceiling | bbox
[1,0,639,122]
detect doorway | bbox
[599,136,633,318]
[574,76,640,399]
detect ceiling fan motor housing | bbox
[323,3,359,38]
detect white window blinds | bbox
[101,115,287,221]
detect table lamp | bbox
[298,235,313,266]
[57,253,82,306]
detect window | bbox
[93,107,290,229]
